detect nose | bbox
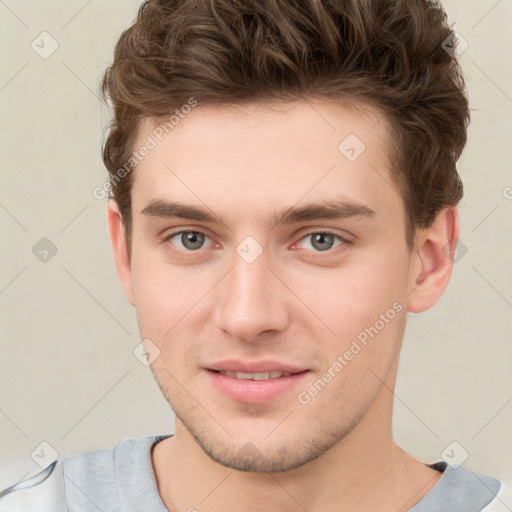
[212,244,290,343]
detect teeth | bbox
[219,370,292,380]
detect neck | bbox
[152,379,442,512]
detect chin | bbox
[175,408,350,474]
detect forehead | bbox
[129,99,402,225]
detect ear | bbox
[406,206,459,313]
[106,199,135,306]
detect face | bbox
[112,100,420,472]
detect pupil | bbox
[312,233,333,251]
[183,232,204,250]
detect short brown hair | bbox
[100,0,469,253]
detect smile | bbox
[217,370,293,380]
[206,366,310,404]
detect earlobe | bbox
[406,206,459,313]
[106,200,135,306]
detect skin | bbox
[107,99,459,511]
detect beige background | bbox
[0,0,511,495]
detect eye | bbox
[162,229,350,256]
[164,230,213,251]
[296,231,348,252]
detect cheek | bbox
[289,251,408,341]
[289,251,410,395]
[130,230,410,357]
[130,262,168,336]
[332,254,409,374]
[129,249,210,336]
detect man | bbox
[0,0,504,510]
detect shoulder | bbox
[0,460,65,512]
[412,461,503,512]
[481,479,512,512]
[62,433,168,509]
[0,434,169,512]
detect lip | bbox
[204,360,310,404]
[206,359,308,374]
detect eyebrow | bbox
[141,197,376,230]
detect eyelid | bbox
[296,228,352,242]
[162,227,353,254]
[163,228,216,249]
[292,229,352,252]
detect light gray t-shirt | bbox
[0,434,502,511]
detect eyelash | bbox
[162,229,352,258]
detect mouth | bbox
[214,370,296,380]
[204,361,310,404]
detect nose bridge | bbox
[231,246,269,303]
[213,238,288,340]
